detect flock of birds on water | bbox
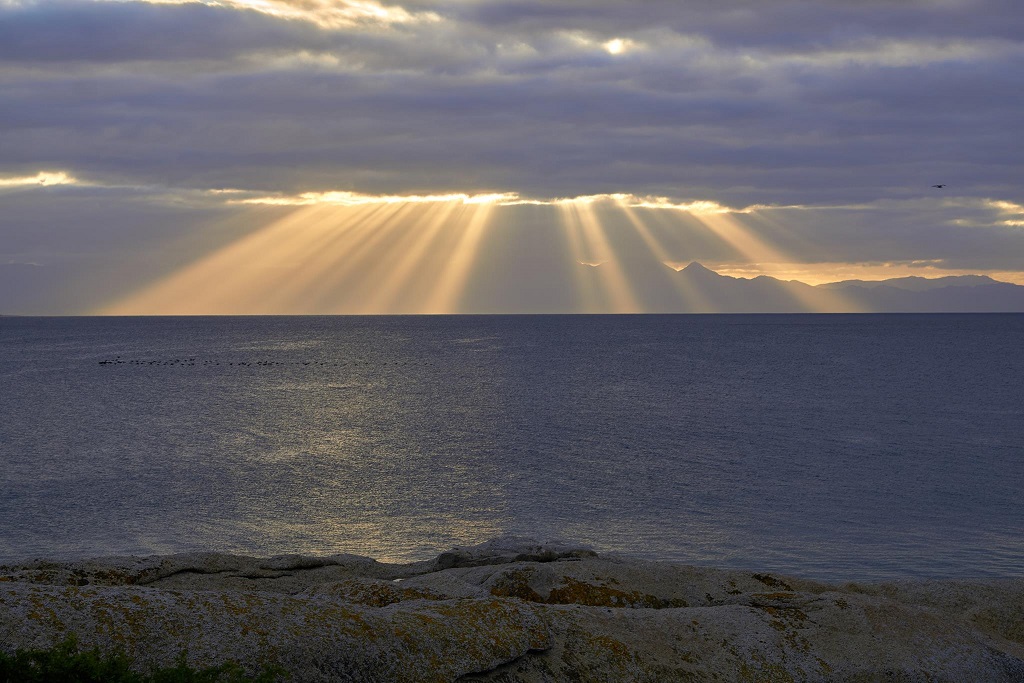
[97,356,429,368]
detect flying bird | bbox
[931,184,946,188]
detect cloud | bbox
[446,0,1024,49]
[0,170,77,187]
[1,0,1023,312]
[232,187,755,215]
[3,0,1019,204]
[235,189,521,206]
[0,1,333,63]
[136,0,440,29]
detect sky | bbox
[1,0,1023,313]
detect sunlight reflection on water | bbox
[1,314,1022,581]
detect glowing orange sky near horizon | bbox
[97,195,1012,314]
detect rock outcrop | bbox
[1,538,1022,681]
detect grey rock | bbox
[430,537,598,570]
[1,539,1022,682]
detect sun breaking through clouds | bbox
[2,0,1024,313]
[98,191,869,314]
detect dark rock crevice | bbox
[455,646,554,682]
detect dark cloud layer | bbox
[447,0,1024,46]
[0,1,331,62]
[1,0,1023,311]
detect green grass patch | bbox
[0,636,284,682]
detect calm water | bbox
[1,315,1022,581]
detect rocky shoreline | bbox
[2,539,1022,681]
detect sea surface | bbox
[1,314,1022,581]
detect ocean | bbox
[1,314,1021,581]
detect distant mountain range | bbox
[580,261,1024,313]
[3,259,1023,314]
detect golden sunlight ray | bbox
[557,202,607,312]
[558,200,641,313]
[99,186,883,314]
[255,202,400,312]
[613,198,715,312]
[689,212,860,312]
[100,195,505,315]
[359,200,463,312]
[312,203,427,312]
[100,205,348,314]
[267,201,419,313]
[422,203,496,313]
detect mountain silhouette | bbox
[582,261,1024,313]
[818,274,998,292]
[679,261,721,277]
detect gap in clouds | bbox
[96,192,977,315]
[2,0,1023,312]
